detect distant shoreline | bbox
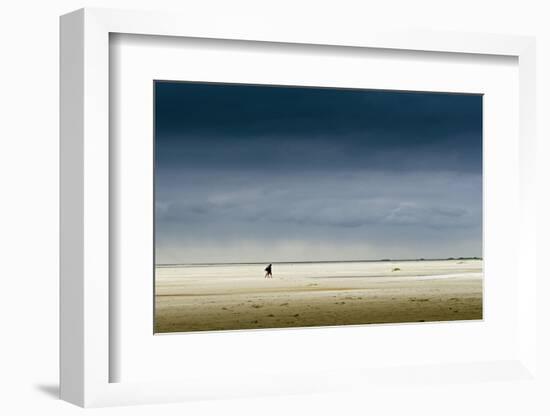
[156,257,483,268]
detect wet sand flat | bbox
[155,260,482,333]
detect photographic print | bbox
[154,81,482,333]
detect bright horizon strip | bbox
[156,256,483,267]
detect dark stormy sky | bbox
[155,82,482,264]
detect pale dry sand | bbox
[155,260,482,333]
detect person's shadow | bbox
[35,383,59,399]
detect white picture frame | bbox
[60,7,538,408]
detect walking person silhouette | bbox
[264,263,273,278]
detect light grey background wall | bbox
[1,1,548,415]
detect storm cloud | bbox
[155,82,482,264]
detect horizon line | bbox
[156,256,483,267]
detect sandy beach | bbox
[154,259,482,333]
